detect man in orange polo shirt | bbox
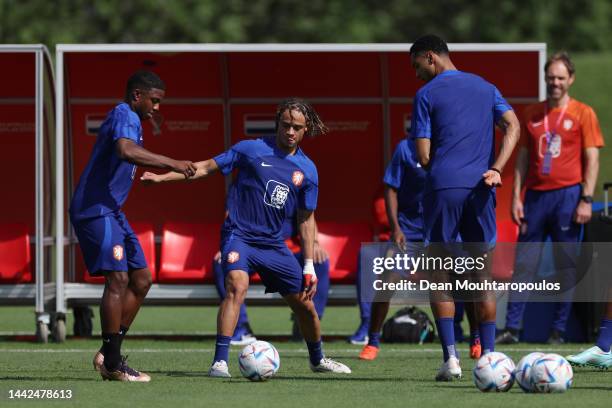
[497,52,604,344]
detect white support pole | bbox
[35,49,44,314]
[55,50,66,314]
[538,46,547,101]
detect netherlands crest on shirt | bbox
[227,251,240,264]
[112,245,124,261]
[563,119,573,130]
[292,171,304,187]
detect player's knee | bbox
[226,280,248,302]
[105,272,129,293]
[131,273,152,296]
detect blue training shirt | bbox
[215,136,318,245]
[70,103,142,221]
[383,138,426,241]
[411,70,511,193]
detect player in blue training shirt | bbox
[357,137,426,359]
[211,196,331,345]
[409,35,520,381]
[70,71,197,382]
[142,98,351,376]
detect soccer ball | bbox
[238,340,280,381]
[473,352,515,392]
[530,353,573,393]
[514,352,544,392]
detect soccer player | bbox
[142,98,351,377]
[409,35,520,381]
[358,137,426,360]
[357,139,482,361]
[212,213,331,345]
[70,71,197,382]
[496,52,604,345]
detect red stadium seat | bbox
[0,223,32,283]
[372,193,390,242]
[79,221,157,283]
[316,222,373,284]
[491,219,519,281]
[158,222,221,284]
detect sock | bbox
[99,325,129,354]
[101,332,122,370]
[470,329,480,346]
[306,340,324,366]
[435,318,457,362]
[479,321,496,354]
[368,332,381,347]
[596,319,612,353]
[213,334,232,363]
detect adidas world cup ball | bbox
[514,352,545,392]
[530,353,573,393]
[473,352,516,392]
[238,340,280,381]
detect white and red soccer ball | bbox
[238,340,280,381]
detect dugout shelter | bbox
[54,44,546,338]
[0,45,56,342]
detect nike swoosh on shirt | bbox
[261,162,272,167]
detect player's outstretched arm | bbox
[141,159,219,184]
[116,138,197,177]
[483,109,521,187]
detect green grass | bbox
[569,52,612,198]
[1,306,612,407]
[1,340,611,408]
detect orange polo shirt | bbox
[520,98,604,191]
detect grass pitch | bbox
[1,306,612,407]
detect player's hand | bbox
[574,200,592,224]
[482,170,502,187]
[511,198,524,226]
[140,171,163,184]
[302,259,318,301]
[213,251,222,264]
[172,160,198,178]
[392,228,407,252]
[313,242,329,264]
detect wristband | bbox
[303,259,317,281]
[490,167,502,175]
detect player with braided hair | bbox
[142,97,351,377]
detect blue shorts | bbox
[221,234,302,296]
[520,184,581,242]
[71,212,147,275]
[423,188,496,245]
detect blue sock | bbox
[306,340,324,366]
[596,319,612,353]
[435,318,457,362]
[368,331,381,347]
[213,334,232,363]
[479,321,496,354]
